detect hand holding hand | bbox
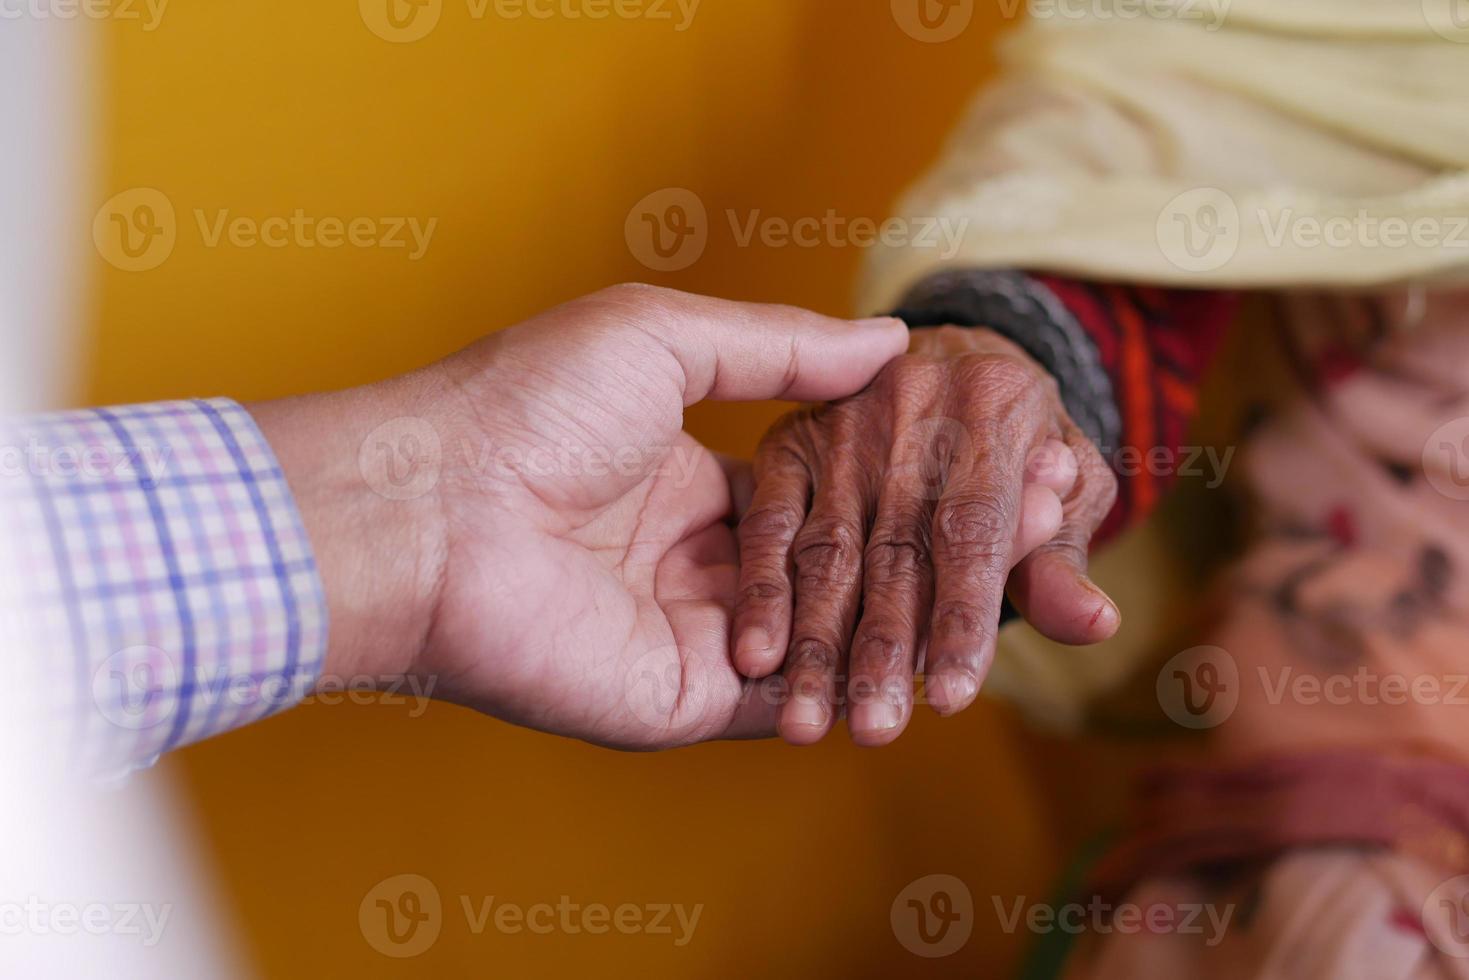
[257,285,909,749]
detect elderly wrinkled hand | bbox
[261,284,911,751]
[733,325,1121,746]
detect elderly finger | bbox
[847,477,934,747]
[780,450,873,745]
[1008,426,1120,645]
[734,444,810,678]
[1026,438,1077,497]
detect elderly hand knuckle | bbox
[864,540,926,590]
[935,496,1009,549]
[739,579,787,604]
[853,631,908,672]
[788,639,839,673]
[932,600,988,639]
[740,504,803,545]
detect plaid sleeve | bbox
[0,399,328,779]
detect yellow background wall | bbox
[90,2,1101,975]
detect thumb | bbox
[594,284,909,405]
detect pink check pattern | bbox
[0,399,327,778]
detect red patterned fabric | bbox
[1034,275,1239,543]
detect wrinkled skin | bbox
[262,284,911,751]
[734,326,1122,746]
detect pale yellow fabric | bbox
[858,1,1469,314]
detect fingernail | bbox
[1088,595,1122,633]
[931,671,978,716]
[785,693,829,732]
[852,316,903,330]
[736,628,772,671]
[856,701,902,737]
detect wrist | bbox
[907,323,1033,362]
[249,379,448,690]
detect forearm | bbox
[247,376,445,691]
